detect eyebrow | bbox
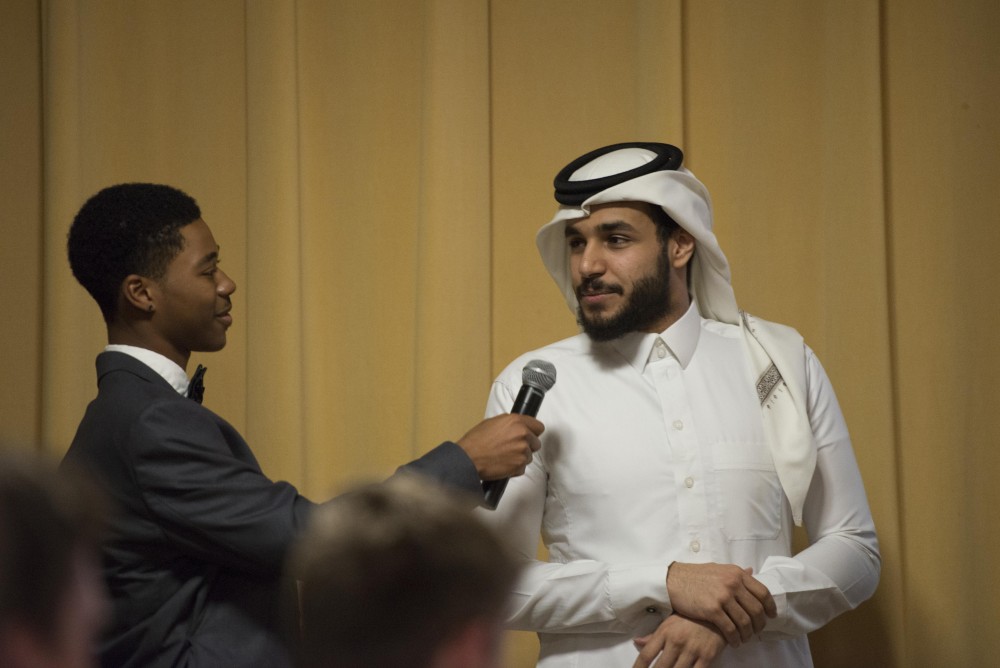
[197,248,220,266]
[564,221,637,236]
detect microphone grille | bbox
[522,359,557,392]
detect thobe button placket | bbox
[690,540,701,553]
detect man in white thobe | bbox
[478,142,880,667]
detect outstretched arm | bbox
[393,414,542,502]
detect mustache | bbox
[575,278,624,299]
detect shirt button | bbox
[690,540,701,553]
[684,477,694,488]
[672,420,684,431]
[656,347,666,359]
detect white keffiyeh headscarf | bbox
[536,143,817,525]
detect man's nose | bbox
[217,269,236,296]
[577,242,606,277]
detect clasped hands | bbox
[632,562,777,668]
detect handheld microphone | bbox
[482,359,556,509]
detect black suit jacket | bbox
[62,352,481,667]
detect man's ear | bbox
[669,229,696,269]
[121,274,156,314]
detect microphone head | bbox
[522,359,556,393]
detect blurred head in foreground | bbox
[0,450,108,668]
[289,476,519,668]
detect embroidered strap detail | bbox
[743,310,783,405]
[739,308,817,526]
[756,363,782,405]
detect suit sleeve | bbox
[128,398,315,577]
[393,441,484,502]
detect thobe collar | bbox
[607,298,701,374]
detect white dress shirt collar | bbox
[104,344,190,396]
[607,298,702,373]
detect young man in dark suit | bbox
[61,183,543,667]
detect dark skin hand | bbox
[456,413,543,480]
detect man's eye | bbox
[567,238,585,250]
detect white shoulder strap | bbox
[740,312,817,526]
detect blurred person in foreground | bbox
[61,183,542,666]
[289,475,519,668]
[0,449,108,668]
[478,142,880,667]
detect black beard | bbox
[576,249,672,342]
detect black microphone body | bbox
[482,360,556,509]
[510,384,546,419]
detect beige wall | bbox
[0,0,43,448]
[2,1,997,665]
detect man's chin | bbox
[578,313,629,342]
[198,337,227,353]
[578,302,620,323]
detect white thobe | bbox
[478,302,880,667]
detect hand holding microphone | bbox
[481,359,556,509]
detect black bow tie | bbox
[187,365,207,404]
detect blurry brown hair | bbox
[0,450,107,643]
[288,476,519,668]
